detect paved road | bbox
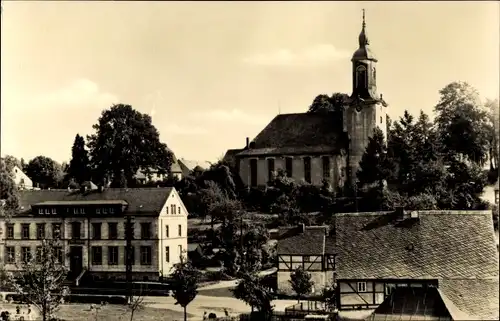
[143,295,297,320]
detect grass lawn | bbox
[0,303,191,321]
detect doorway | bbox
[69,246,83,279]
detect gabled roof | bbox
[221,149,244,168]
[237,112,345,157]
[178,159,211,176]
[277,225,328,255]
[16,188,174,216]
[331,211,499,280]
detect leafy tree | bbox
[170,255,201,321]
[5,238,70,321]
[239,225,269,274]
[357,128,394,191]
[67,134,91,185]
[485,99,499,170]
[87,104,173,187]
[320,281,338,312]
[25,156,64,189]
[2,155,22,172]
[0,159,19,218]
[434,82,491,165]
[307,93,349,113]
[289,267,314,303]
[231,272,274,317]
[445,159,487,209]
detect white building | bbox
[0,187,188,282]
[11,165,33,190]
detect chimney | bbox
[299,223,305,233]
[246,137,249,149]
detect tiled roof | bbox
[222,149,244,168]
[16,188,173,216]
[178,159,211,176]
[439,279,499,321]
[237,112,345,157]
[332,211,499,280]
[277,225,328,255]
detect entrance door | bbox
[69,246,83,279]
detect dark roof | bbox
[35,200,128,206]
[277,225,328,255]
[222,149,244,168]
[332,211,499,280]
[369,286,452,320]
[237,113,345,157]
[17,188,174,216]
[278,210,499,320]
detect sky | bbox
[1,1,499,164]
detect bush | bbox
[403,193,438,210]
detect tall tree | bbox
[484,99,499,170]
[5,238,70,321]
[87,104,173,187]
[434,82,491,165]
[232,272,274,317]
[2,155,22,172]
[357,128,394,191]
[170,255,201,321]
[0,159,19,218]
[25,156,64,189]
[67,134,91,185]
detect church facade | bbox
[224,12,388,190]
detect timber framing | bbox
[278,254,324,272]
[337,278,439,310]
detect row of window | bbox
[91,246,153,266]
[250,156,331,187]
[6,222,182,240]
[37,208,116,215]
[164,245,183,263]
[5,246,63,264]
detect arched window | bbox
[356,65,367,89]
[373,67,376,82]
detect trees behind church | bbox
[356,81,496,213]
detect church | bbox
[223,12,388,191]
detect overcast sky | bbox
[1,1,499,164]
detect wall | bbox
[157,188,188,277]
[339,281,385,307]
[346,101,387,182]
[238,154,345,189]
[0,215,160,275]
[12,166,33,190]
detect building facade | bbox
[11,165,33,190]
[0,187,188,282]
[225,12,387,190]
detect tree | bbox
[87,104,173,187]
[127,288,145,321]
[0,159,19,218]
[239,225,269,274]
[434,82,491,165]
[67,134,91,185]
[289,267,314,303]
[231,272,274,317]
[25,156,64,189]
[2,155,22,172]
[170,255,201,321]
[307,93,349,113]
[320,280,338,312]
[485,99,499,170]
[5,238,70,321]
[357,128,394,191]
[445,159,487,209]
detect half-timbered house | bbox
[276,210,499,320]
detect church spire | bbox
[358,9,369,47]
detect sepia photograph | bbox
[0,1,499,321]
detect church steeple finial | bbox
[358,9,369,47]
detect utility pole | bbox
[125,215,134,303]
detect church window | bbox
[322,156,330,179]
[249,159,258,187]
[267,158,275,183]
[285,157,293,178]
[380,116,383,124]
[373,67,376,81]
[303,157,311,183]
[356,65,367,89]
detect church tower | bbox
[345,10,388,185]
